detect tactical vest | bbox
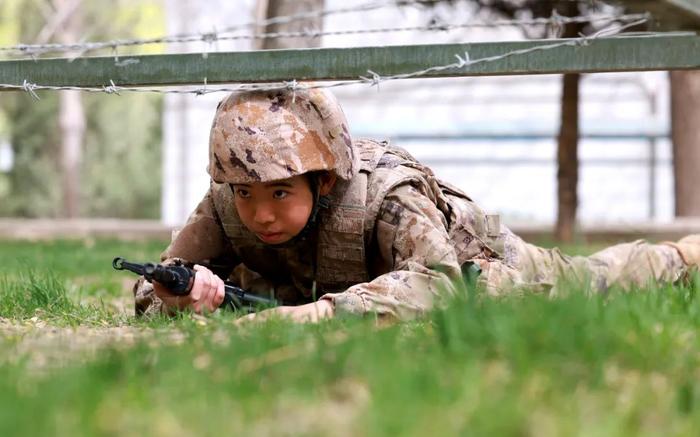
[211,139,501,294]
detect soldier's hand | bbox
[153,264,225,314]
[234,299,335,325]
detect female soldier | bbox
[134,87,699,322]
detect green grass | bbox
[0,239,699,436]
[0,238,166,298]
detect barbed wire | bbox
[0,0,445,57]
[236,12,648,41]
[0,2,646,58]
[88,13,651,45]
[0,16,653,101]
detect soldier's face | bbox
[232,175,315,245]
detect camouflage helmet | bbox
[207,87,357,184]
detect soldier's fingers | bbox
[197,267,219,314]
[191,267,206,302]
[213,277,225,309]
[191,266,212,313]
[201,269,218,313]
[205,276,224,311]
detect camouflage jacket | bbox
[135,139,506,320]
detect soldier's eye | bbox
[273,190,288,200]
[236,188,251,198]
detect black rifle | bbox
[113,257,277,312]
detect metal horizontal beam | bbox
[1,33,699,89]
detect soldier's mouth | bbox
[257,232,285,243]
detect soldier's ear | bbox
[317,171,337,196]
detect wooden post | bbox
[671,70,700,216]
[555,72,580,242]
[554,4,584,243]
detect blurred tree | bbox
[0,0,164,219]
[81,92,163,219]
[670,71,700,216]
[260,0,324,49]
[44,0,86,218]
[0,0,62,217]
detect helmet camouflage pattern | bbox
[207,87,357,184]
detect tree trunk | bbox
[58,90,85,218]
[555,73,580,242]
[670,70,700,216]
[55,0,85,218]
[554,4,584,243]
[262,0,324,49]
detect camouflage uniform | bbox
[134,88,692,320]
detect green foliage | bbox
[81,93,163,218]
[0,0,21,45]
[0,92,62,216]
[0,0,165,218]
[0,1,61,216]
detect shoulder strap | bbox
[316,175,370,290]
[315,138,388,291]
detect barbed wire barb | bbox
[360,70,383,91]
[549,10,565,38]
[454,51,471,68]
[284,80,300,103]
[21,79,40,100]
[195,77,208,97]
[102,80,120,95]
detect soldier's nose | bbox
[253,205,275,224]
